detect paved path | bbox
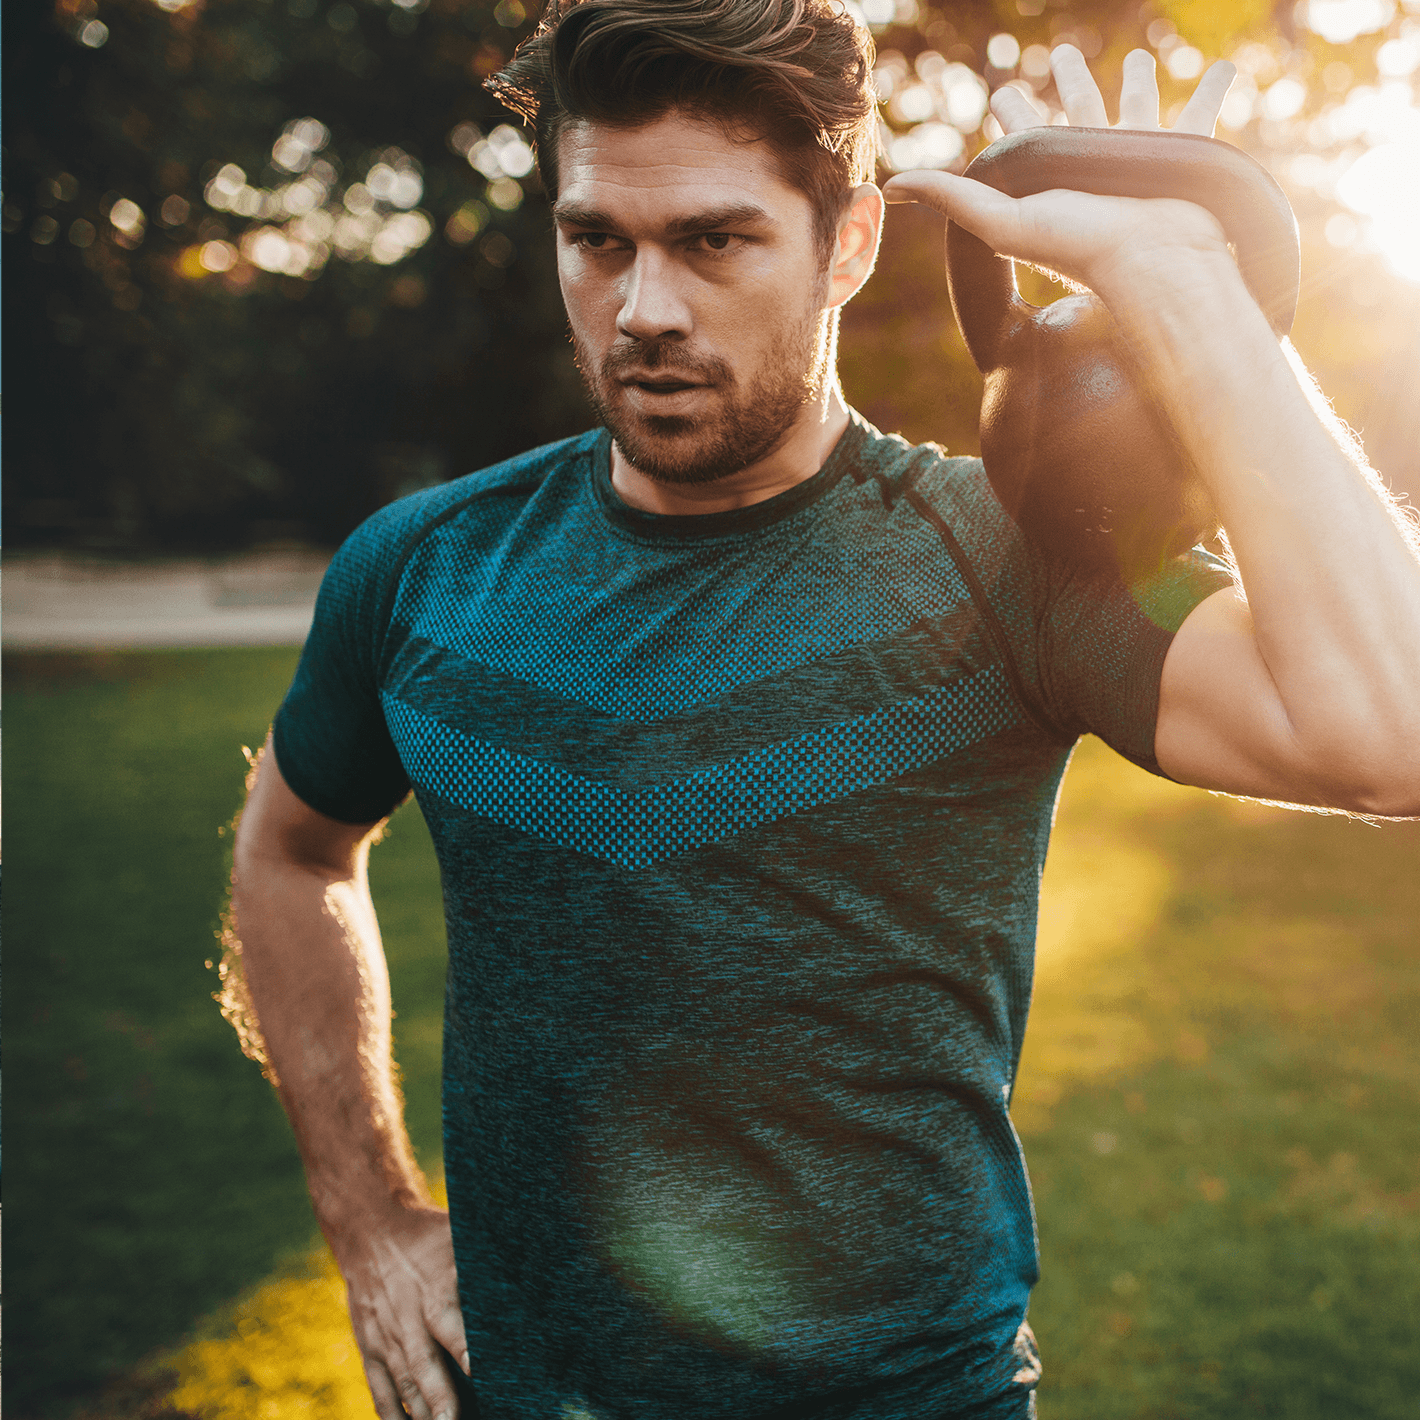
[3,551,330,650]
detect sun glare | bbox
[1338,140,1420,279]
[864,0,1420,286]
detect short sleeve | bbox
[271,507,415,824]
[1032,548,1235,775]
[907,453,1235,779]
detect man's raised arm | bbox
[231,735,468,1420]
[885,47,1420,818]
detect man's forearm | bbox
[231,759,431,1248]
[1103,250,1420,801]
[230,745,468,1419]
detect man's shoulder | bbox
[447,427,604,502]
[845,412,998,523]
[334,429,600,565]
[373,429,601,539]
[314,429,602,622]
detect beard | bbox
[571,301,833,487]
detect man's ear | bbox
[826,183,885,310]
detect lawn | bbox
[6,647,1418,1419]
[6,648,449,1417]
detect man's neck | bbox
[609,383,852,517]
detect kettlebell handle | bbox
[945,127,1300,374]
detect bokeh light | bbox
[459,122,536,181]
[865,0,1420,291]
[444,201,489,247]
[1305,0,1398,45]
[109,199,144,234]
[190,123,440,282]
[199,240,237,273]
[1165,45,1206,81]
[987,33,1022,70]
[877,51,990,167]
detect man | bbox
[229,2,1420,1417]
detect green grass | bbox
[4,650,447,1417]
[6,649,1419,1418]
[1019,748,1420,1418]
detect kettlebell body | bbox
[945,127,1300,577]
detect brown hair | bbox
[486,0,879,259]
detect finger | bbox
[1174,59,1237,136]
[881,169,952,206]
[1050,44,1110,129]
[395,1370,437,1420]
[365,1358,412,1420]
[401,1350,461,1420]
[990,84,1048,135]
[881,170,1018,231]
[880,169,1045,266]
[1116,49,1161,130]
[426,1294,471,1376]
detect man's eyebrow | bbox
[664,202,773,236]
[551,201,774,235]
[552,202,617,230]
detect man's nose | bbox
[616,248,693,344]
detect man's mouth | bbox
[622,375,703,394]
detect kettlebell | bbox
[945,126,1300,577]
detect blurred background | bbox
[5,0,1419,553]
[6,2,1420,1418]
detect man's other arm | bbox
[1145,302,1420,817]
[885,49,1420,818]
[231,734,468,1420]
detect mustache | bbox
[601,339,732,385]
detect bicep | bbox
[237,732,385,878]
[1155,587,1339,808]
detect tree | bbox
[4,0,1416,551]
[5,0,588,549]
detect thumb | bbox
[881,168,966,210]
[882,170,1023,249]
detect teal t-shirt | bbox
[273,412,1230,1419]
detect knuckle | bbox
[413,1354,446,1383]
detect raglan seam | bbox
[366,446,601,685]
[903,485,1071,745]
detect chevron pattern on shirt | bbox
[381,663,1022,868]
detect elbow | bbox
[1342,781,1420,820]
[1304,738,1420,819]
[230,823,269,885]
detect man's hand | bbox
[334,1204,468,1420]
[881,45,1238,296]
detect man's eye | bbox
[699,233,734,251]
[570,231,629,252]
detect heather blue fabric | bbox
[273,412,1230,1419]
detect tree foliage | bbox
[4,0,1417,551]
[6,0,586,548]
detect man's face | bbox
[553,111,836,486]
